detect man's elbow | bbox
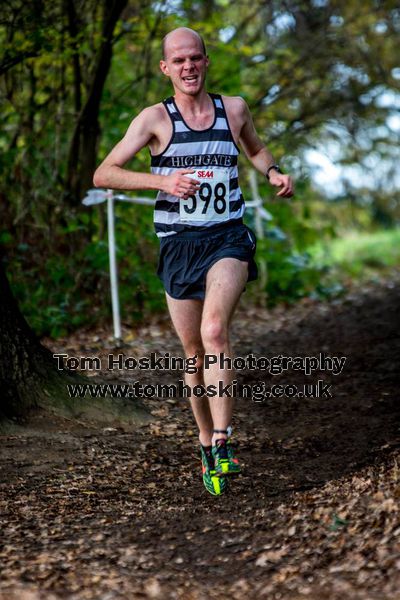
[93,166,106,188]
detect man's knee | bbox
[201,318,228,352]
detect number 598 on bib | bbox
[179,169,230,222]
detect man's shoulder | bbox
[218,95,249,130]
[129,102,169,135]
[139,102,168,120]
[219,94,248,113]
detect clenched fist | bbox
[162,169,200,199]
[269,171,294,198]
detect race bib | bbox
[179,169,230,222]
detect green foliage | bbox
[4,197,398,337]
[2,204,165,338]
[245,208,328,306]
[242,174,341,305]
[259,235,326,305]
[1,0,400,337]
[308,228,400,278]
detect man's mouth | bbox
[182,75,198,83]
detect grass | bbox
[308,228,400,278]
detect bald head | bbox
[162,27,206,60]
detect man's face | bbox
[160,32,209,96]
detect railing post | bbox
[107,190,122,340]
[249,171,268,299]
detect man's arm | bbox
[236,98,294,198]
[93,105,199,198]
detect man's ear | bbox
[160,60,169,77]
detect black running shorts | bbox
[156,220,258,300]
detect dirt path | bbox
[1,275,399,599]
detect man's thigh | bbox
[203,257,248,325]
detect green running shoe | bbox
[200,445,227,495]
[212,438,241,477]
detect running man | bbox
[93,27,294,495]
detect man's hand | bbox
[162,169,200,199]
[269,171,294,198]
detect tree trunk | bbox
[0,258,55,419]
[64,0,128,205]
[0,257,149,425]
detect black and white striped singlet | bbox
[150,93,245,238]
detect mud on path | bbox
[1,275,400,599]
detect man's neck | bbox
[173,89,211,115]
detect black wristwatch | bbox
[266,164,283,180]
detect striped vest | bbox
[150,93,245,237]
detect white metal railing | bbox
[82,171,272,340]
